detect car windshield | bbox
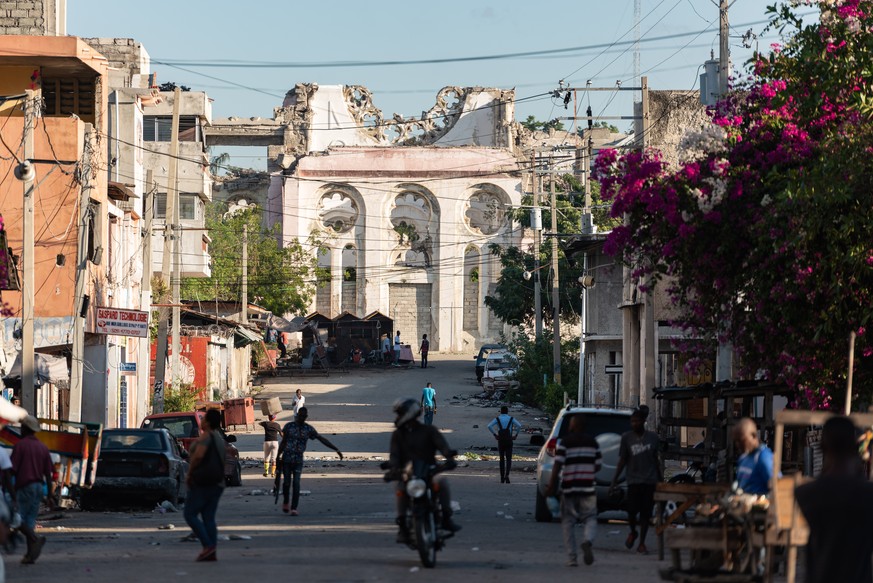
[479,345,505,359]
[558,413,629,438]
[101,432,164,451]
[143,417,199,439]
[487,355,516,370]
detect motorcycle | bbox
[382,458,456,568]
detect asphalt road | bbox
[5,354,674,583]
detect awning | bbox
[233,326,262,348]
[4,352,68,385]
[107,181,139,201]
[267,315,311,333]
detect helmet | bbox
[393,398,421,428]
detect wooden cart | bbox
[763,409,873,583]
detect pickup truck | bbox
[141,411,243,487]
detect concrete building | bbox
[85,38,214,279]
[0,35,115,422]
[212,84,526,352]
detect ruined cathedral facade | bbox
[208,84,527,352]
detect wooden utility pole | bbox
[549,153,561,385]
[21,89,38,414]
[240,224,248,325]
[141,170,154,419]
[153,87,181,413]
[531,151,542,339]
[69,125,93,422]
[719,0,730,95]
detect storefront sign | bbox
[95,307,149,338]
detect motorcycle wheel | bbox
[414,512,438,568]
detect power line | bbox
[152,17,789,70]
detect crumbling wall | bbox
[82,38,150,84]
[647,90,709,167]
[0,0,61,35]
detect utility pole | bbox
[240,224,248,325]
[555,80,647,407]
[719,0,730,95]
[639,76,656,409]
[141,170,154,420]
[69,125,93,423]
[549,153,561,385]
[715,0,735,386]
[531,151,542,339]
[21,89,38,414]
[153,87,181,413]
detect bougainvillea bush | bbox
[594,1,873,409]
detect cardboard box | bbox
[260,396,282,416]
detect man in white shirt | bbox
[393,331,402,364]
[292,389,305,417]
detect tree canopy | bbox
[181,203,319,317]
[485,173,616,325]
[595,1,873,409]
[520,115,566,133]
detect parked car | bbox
[481,351,519,393]
[141,411,243,487]
[474,343,506,383]
[535,405,632,522]
[81,428,188,509]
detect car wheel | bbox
[535,489,553,522]
[227,463,243,487]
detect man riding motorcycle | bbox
[388,398,461,543]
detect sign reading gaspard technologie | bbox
[94,307,149,338]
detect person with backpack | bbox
[488,406,522,483]
[184,409,226,562]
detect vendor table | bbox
[655,482,731,560]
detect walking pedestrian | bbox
[259,414,281,477]
[277,407,343,515]
[488,406,522,483]
[184,409,226,562]
[609,405,660,554]
[796,415,873,583]
[292,389,305,417]
[10,415,52,565]
[419,334,430,368]
[381,334,392,365]
[394,330,402,364]
[420,382,436,425]
[277,332,287,359]
[546,415,601,567]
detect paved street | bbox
[6,355,691,581]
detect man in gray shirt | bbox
[610,405,661,554]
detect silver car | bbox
[535,406,632,522]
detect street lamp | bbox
[522,264,550,339]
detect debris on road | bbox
[157,524,175,530]
[156,500,179,513]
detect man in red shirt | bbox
[11,415,53,564]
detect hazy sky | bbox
[68,1,801,168]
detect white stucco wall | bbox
[277,147,522,352]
